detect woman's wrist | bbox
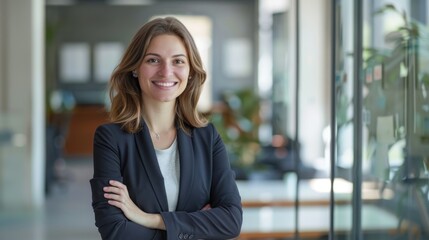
[135,212,166,230]
[150,213,166,230]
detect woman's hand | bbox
[104,180,165,230]
[201,204,212,211]
[103,180,142,222]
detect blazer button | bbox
[188,234,194,239]
[178,233,183,239]
[184,233,189,239]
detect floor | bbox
[0,158,100,240]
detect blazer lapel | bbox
[134,123,169,212]
[176,128,195,210]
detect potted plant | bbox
[209,88,262,179]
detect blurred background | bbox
[1,0,429,239]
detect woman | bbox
[90,17,243,240]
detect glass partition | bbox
[361,0,429,238]
[333,0,429,239]
[333,0,355,239]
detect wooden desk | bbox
[239,205,413,239]
[237,178,391,207]
[236,179,414,239]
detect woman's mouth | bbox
[153,81,177,87]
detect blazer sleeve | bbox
[90,125,161,240]
[161,124,243,240]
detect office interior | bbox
[0,0,428,239]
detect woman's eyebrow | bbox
[144,53,187,58]
[144,53,159,57]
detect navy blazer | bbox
[90,122,243,240]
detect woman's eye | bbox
[174,59,185,64]
[147,58,159,63]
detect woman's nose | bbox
[158,62,172,77]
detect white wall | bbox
[0,0,45,210]
[298,0,331,167]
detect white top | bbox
[155,138,180,211]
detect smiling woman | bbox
[135,34,190,105]
[90,17,243,240]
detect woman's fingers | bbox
[100,180,159,228]
[103,186,123,194]
[104,192,122,201]
[107,200,122,209]
[108,180,127,191]
[201,203,212,211]
[103,180,128,202]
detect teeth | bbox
[154,82,175,87]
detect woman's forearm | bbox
[104,180,166,230]
[134,212,166,230]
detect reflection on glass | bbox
[363,1,429,238]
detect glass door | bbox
[333,0,429,239]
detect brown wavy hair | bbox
[109,17,208,133]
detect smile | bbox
[153,81,177,87]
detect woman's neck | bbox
[142,101,176,133]
[142,102,177,149]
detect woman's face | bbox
[137,34,190,104]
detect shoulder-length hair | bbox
[109,17,208,134]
